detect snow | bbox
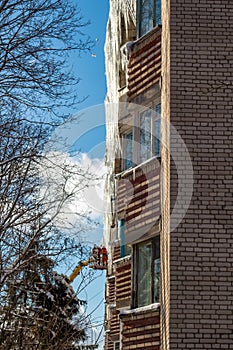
[45,291,55,301]
[120,40,136,84]
[112,255,131,265]
[103,0,137,259]
[119,302,160,315]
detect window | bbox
[137,0,161,37]
[121,103,160,170]
[140,109,153,163]
[154,103,161,156]
[118,219,131,258]
[134,236,160,307]
[124,131,133,169]
[140,104,161,162]
[114,342,120,350]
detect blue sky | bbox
[76,0,109,109]
[61,0,109,156]
[67,1,109,348]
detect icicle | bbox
[103,0,137,261]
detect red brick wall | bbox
[110,310,120,338]
[128,26,161,101]
[113,244,121,261]
[115,259,132,309]
[117,158,160,235]
[120,308,160,350]
[169,0,233,348]
[108,277,116,305]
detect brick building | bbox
[103,1,233,349]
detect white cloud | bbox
[77,153,106,218]
[38,151,106,238]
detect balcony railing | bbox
[127,26,162,101]
[116,157,161,239]
[120,304,160,350]
[114,255,132,309]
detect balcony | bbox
[127,26,162,101]
[120,304,160,350]
[116,156,161,243]
[113,255,132,310]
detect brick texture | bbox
[128,27,161,101]
[169,0,233,348]
[117,158,161,235]
[115,258,132,309]
[120,308,160,350]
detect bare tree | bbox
[0,117,97,349]
[0,1,102,348]
[0,0,93,121]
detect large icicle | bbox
[103,0,136,258]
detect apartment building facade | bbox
[104,1,233,349]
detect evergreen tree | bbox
[1,244,87,349]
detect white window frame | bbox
[120,101,161,171]
[114,341,120,350]
[122,129,134,170]
[133,236,160,308]
[139,102,161,164]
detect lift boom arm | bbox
[68,259,92,283]
[68,247,108,283]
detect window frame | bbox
[120,101,161,171]
[137,0,161,38]
[154,102,161,157]
[139,102,161,163]
[139,108,153,163]
[122,129,134,170]
[117,219,131,258]
[114,341,120,350]
[133,236,160,308]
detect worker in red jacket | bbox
[101,246,108,266]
